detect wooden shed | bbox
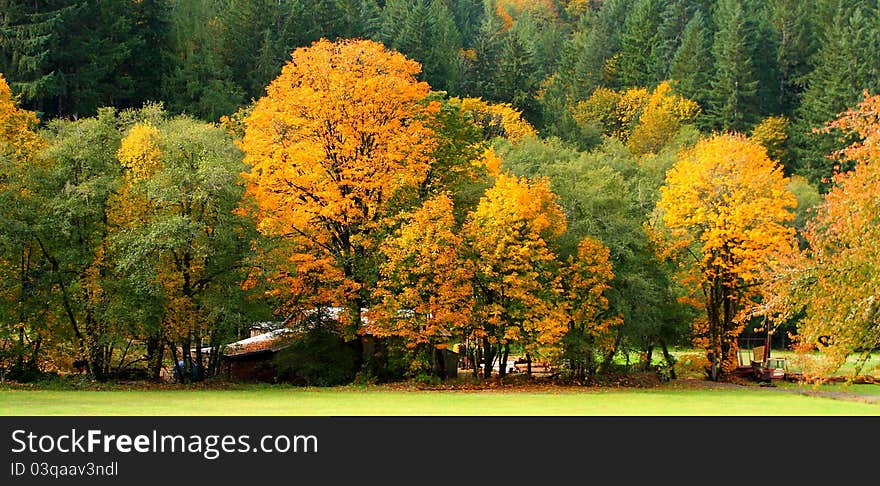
[222,328,293,382]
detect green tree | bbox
[706,0,760,131]
[617,0,663,88]
[163,0,244,121]
[766,0,816,114]
[498,136,693,377]
[791,1,880,187]
[668,12,713,121]
[113,113,260,382]
[379,0,464,93]
[0,0,169,118]
[653,0,699,81]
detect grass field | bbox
[1,381,878,416]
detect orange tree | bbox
[655,133,796,380]
[239,39,440,336]
[368,193,474,378]
[764,93,880,377]
[462,173,568,378]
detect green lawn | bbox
[1,382,878,416]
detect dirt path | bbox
[681,379,880,405]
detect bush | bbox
[272,328,358,387]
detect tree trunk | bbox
[525,352,532,376]
[482,338,494,378]
[473,344,481,378]
[168,340,182,383]
[659,338,677,380]
[433,346,447,380]
[498,343,509,378]
[146,334,164,381]
[643,342,655,371]
[195,334,204,382]
[181,337,192,384]
[599,328,624,374]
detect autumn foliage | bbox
[240,39,439,330]
[370,193,473,375]
[764,92,880,377]
[560,236,618,379]
[572,81,700,155]
[656,133,796,379]
[0,73,43,159]
[463,173,568,376]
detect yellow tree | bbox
[463,172,567,378]
[572,81,700,155]
[240,39,439,333]
[0,73,51,378]
[764,93,880,378]
[448,96,536,142]
[560,236,618,380]
[750,115,790,165]
[0,73,43,159]
[655,133,796,380]
[369,194,473,377]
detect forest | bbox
[1,0,878,385]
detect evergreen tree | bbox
[792,1,880,187]
[163,0,244,120]
[538,0,632,144]
[553,0,631,101]
[494,29,539,118]
[748,0,782,118]
[57,1,163,116]
[0,0,164,117]
[218,0,311,101]
[0,0,69,115]
[653,0,698,81]
[617,0,664,88]
[379,0,463,93]
[334,0,380,39]
[766,0,816,114]
[706,0,760,131]
[448,0,485,47]
[462,2,505,99]
[669,10,713,112]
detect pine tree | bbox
[0,1,72,115]
[748,0,783,118]
[463,2,505,99]
[766,0,816,114]
[379,0,463,93]
[792,1,880,187]
[494,29,538,117]
[537,0,632,142]
[0,0,169,118]
[448,0,485,47]
[706,0,760,131]
[617,0,664,88]
[334,0,380,39]
[669,10,713,111]
[653,0,697,81]
[555,0,631,100]
[163,0,244,120]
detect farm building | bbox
[220,307,460,382]
[220,308,362,383]
[222,327,295,382]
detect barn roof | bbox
[222,307,375,358]
[223,328,294,357]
